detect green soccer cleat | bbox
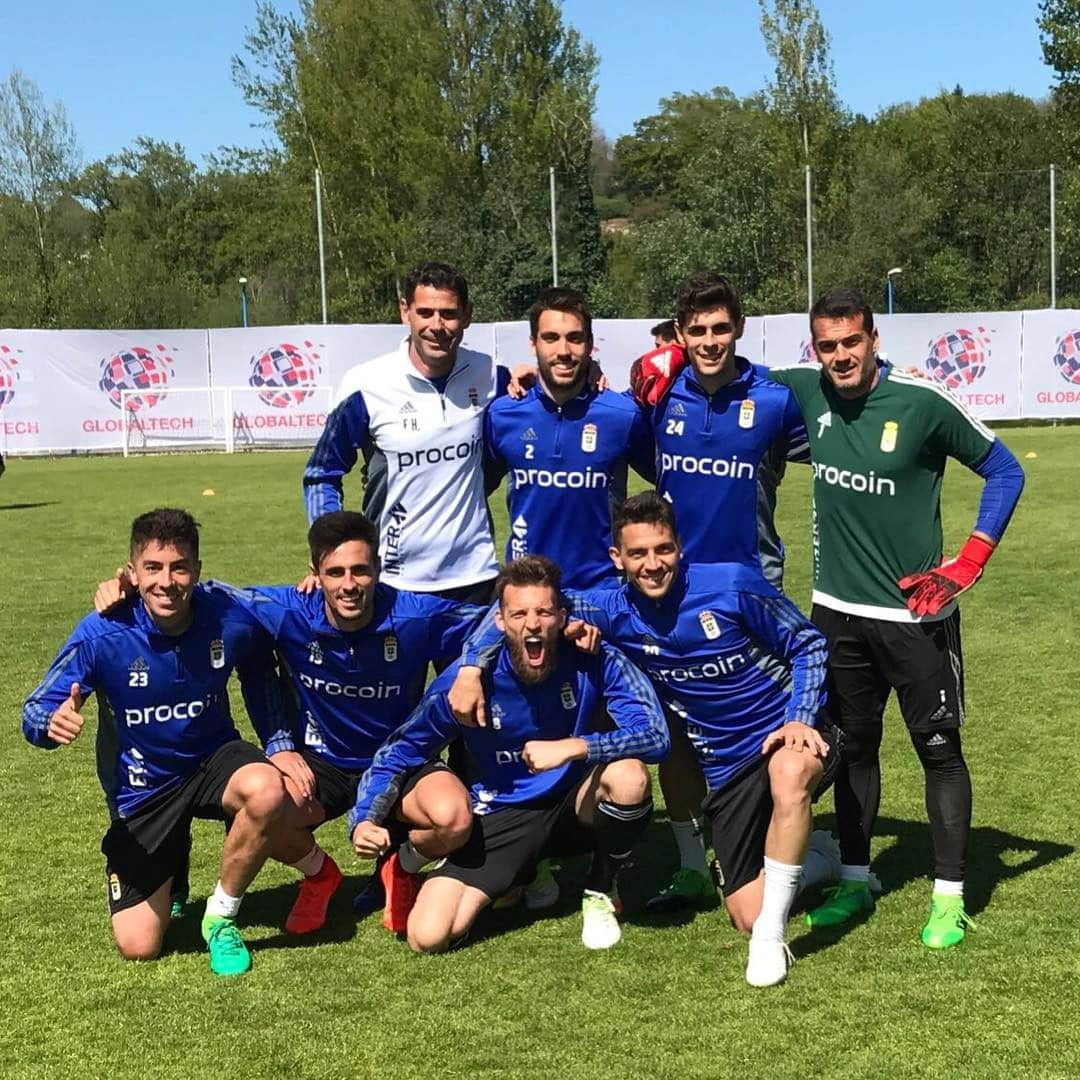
[645,867,714,912]
[805,879,875,928]
[201,915,251,977]
[921,894,975,950]
[170,886,189,921]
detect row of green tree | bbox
[2,0,1080,329]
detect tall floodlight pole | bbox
[887,267,903,315]
[239,277,249,327]
[805,165,813,311]
[549,166,559,286]
[1050,162,1057,309]
[316,168,328,324]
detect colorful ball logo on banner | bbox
[98,345,176,411]
[0,345,20,412]
[1051,328,1080,386]
[924,327,990,389]
[248,341,322,408]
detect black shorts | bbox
[306,752,450,833]
[428,780,593,899]
[101,739,270,916]
[302,752,366,823]
[702,724,840,898]
[812,605,965,735]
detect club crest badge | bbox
[581,422,597,453]
[384,634,398,662]
[108,873,122,902]
[880,420,899,453]
[738,400,755,429]
[308,640,323,666]
[699,610,721,640]
[209,639,225,669]
[468,386,480,407]
[560,682,577,709]
[816,411,832,439]
[490,701,504,731]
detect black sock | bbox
[585,798,653,894]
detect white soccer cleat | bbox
[581,890,621,950]
[745,937,794,987]
[524,860,560,911]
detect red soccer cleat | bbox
[285,855,343,935]
[380,851,421,935]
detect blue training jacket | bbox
[349,642,668,829]
[651,358,809,587]
[484,385,655,590]
[213,582,485,772]
[463,562,827,792]
[22,584,283,819]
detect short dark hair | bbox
[675,272,743,329]
[810,288,874,336]
[611,491,679,547]
[308,511,380,569]
[527,287,593,342]
[130,508,200,560]
[495,555,563,606]
[403,261,469,310]
[650,319,677,343]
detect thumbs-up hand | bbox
[48,682,86,746]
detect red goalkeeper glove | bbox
[629,343,687,407]
[898,535,995,617]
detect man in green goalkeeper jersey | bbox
[769,288,1025,948]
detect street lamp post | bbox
[886,267,902,315]
[239,277,249,328]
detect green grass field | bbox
[1,428,1077,1079]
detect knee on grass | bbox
[113,928,164,962]
[406,912,454,955]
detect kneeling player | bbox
[455,494,838,986]
[349,555,668,952]
[23,509,305,977]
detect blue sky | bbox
[0,0,1056,167]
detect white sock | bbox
[933,878,964,898]
[800,848,835,892]
[205,881,242,920]
[397,839,427,875]
[839,864,870,883]
[671,819,709,876]
[291,844,326,879]
[752,857,802,942]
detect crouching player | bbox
[94,510,487,936]
[454,494,838,986]
[348,555,669,952]
[23,509,303,977]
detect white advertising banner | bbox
[206,323,499,447]
[762,312,1023,420]
[0,329,210,455]
[1018,309,1080,418]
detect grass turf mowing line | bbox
[0,427,1077,1078]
